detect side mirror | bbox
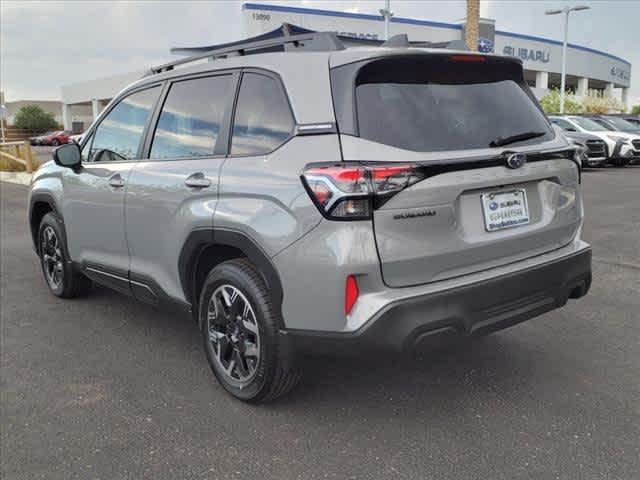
[53,143,81,169]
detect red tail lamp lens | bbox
[449,55,486,62]
[301,163,424,220]
[345,275,359,316]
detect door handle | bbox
[108,173,125,188]
[184,172,211,189]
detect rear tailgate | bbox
[331,51,582,287]
[370,155,581,286]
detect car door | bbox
[61,85,161,293]
[124,72,237,304]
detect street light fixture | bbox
[379,0,393,40]
[545,5,591,113]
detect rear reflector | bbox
[345,275,359,316]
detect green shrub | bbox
[13,105,58,132]
[631,105,640,115]
[539,88,583,114]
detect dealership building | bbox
[58,2,632,132]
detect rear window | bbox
[334,55,553,152]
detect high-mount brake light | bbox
[449,55,486,62]
[301,163,425,220]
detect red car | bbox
[30,130,72,146]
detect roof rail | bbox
[146,30,345,76]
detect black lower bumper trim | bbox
[286,248,592,355]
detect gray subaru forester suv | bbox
[28,33,591,402]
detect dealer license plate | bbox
[481,189,530,232]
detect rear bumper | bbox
[286,246,591,354]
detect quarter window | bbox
[150,75,233,159]
[231,73,294,156]
[89,87,160,162]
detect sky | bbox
[1,0,639,107]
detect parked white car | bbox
[549,115,639,166]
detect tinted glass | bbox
[551,118,575,130]
[90,87,160,162]
[605,117,638,130]
[231,73,294,155]
[356,80,552,152]
[571,117,609,131]
[80,132,94,162]
[150,75,232,159]
[593,119,615,131]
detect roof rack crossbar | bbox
[147,31,345,76]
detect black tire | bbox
[199,258,300,402]
[51,139,60,146]
[38,212,92,298]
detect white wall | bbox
[60,70,145,105]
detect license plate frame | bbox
[481,189,530,232]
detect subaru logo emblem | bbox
[506,153,527,169]
[478,38,494,53]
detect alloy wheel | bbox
[41,226,64,289]
[207,285,261,385]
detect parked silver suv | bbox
[28,33,592,402]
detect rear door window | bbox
[150,75,233,159]
[230,72,294,156]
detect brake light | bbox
[301,163,425,219]
[345,275,359,315]
[449,54,486,62]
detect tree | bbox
[631,105,640,115]
[539,88,583,114]
[582,93,622,114]
[13,104,58,132]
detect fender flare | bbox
[178,228,285,327]
[29,192,65,253]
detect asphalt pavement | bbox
[1,167,639,479]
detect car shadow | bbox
[84,284,570,413]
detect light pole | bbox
[0,104,6,144]
[379,0,393,40]
[545,5,590,113]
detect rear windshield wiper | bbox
[490,131,546,147]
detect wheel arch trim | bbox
[178,228,285,326]
[29,192,65,253]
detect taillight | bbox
[345,275,359,316]
[449,54,486,62]
[301,163,425,220]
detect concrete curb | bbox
[0,172,32,186]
